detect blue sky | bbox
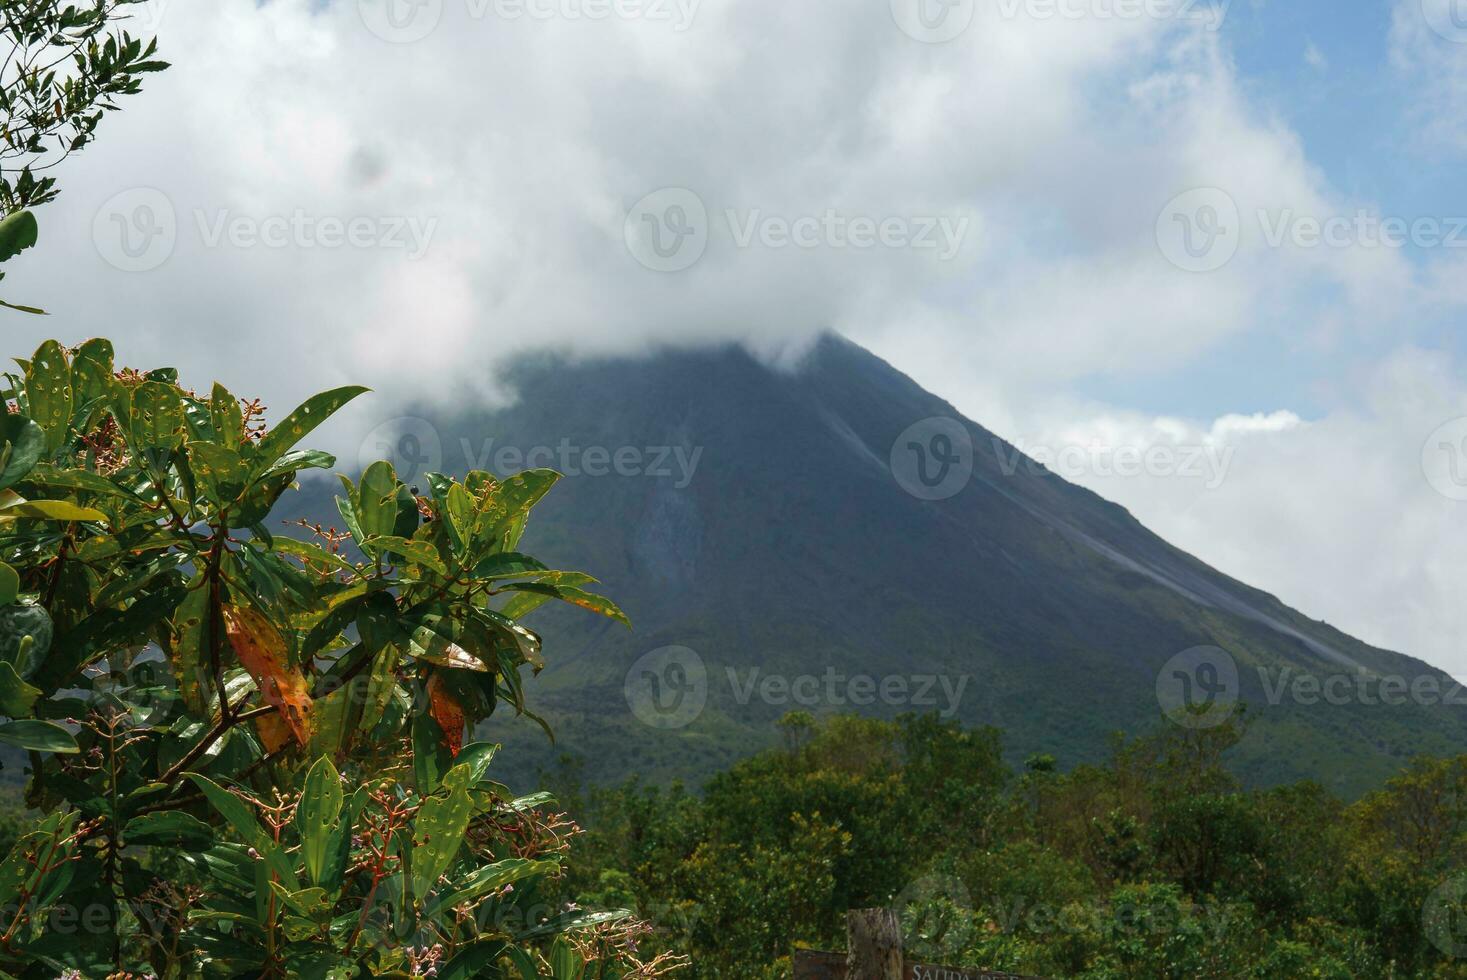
[1077,0,1467,419]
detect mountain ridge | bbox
[295,332,1462,796]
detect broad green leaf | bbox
[550,937,584,980]
[0,497,107,522]
[498,571,598,621]
[363,535,447,574]
[472,551,550,580]
[188,440,249,504]
[0,210,39,263]
[0,719,78,753]
[21,341,71,455]
[69,338,115,408]
[0,661,40,717]
[0,414,44,491]
[494,583,630,627]
[209,382,245,449]
[0,562,16,606]
[411,763,476,902]
[123,810,215,850]
[252,386,369,476]
[297,756,344,888]
[130,380,187,453]
[357,460,416,540]
[438,940,509,980]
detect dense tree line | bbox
[544,711,1467,978]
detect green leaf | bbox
[130,380,187,453]
[252,386,369,476]
[297,756,344,889]
[363,535,447,574]
[0,210,39,263]
[411,763,476,902]
[0,719,77,752]
[0,414,44,491]
[0,661,40,717]
[357,460,417,540]
[438,940,509,980]
[186,774,299,889]
[498,572,598,621]
[494,583,630,627]
[21,341,71,455]
[550,936,584,980]
[427,857,558,918]
[209,382,245,449]
[0,496,107,522]
[123,810,215,850]
[0,562,16,606]
[472,552,550,580]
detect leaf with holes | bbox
[223,604,314,745]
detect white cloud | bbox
[1391,0,1467,152]
[2,0,1464,677]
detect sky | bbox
[7,0,1467,676]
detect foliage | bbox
[0,1,168,313]
[552,711,1467,979]
[0,338,685,978]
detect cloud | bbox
[981,350,1467,679]
[2,0,1464,676]
[1392,0,1467,153]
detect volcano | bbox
[298,334,1465,796]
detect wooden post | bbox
[846,908,903,980]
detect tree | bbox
[0,0,167,312]
[0,339,684,977]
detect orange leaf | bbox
[427,673,465,757]
[223,604,314,746]
[255,712,293,754]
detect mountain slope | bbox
[300,334,1465,796]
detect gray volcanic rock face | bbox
[287,334,1467,797]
